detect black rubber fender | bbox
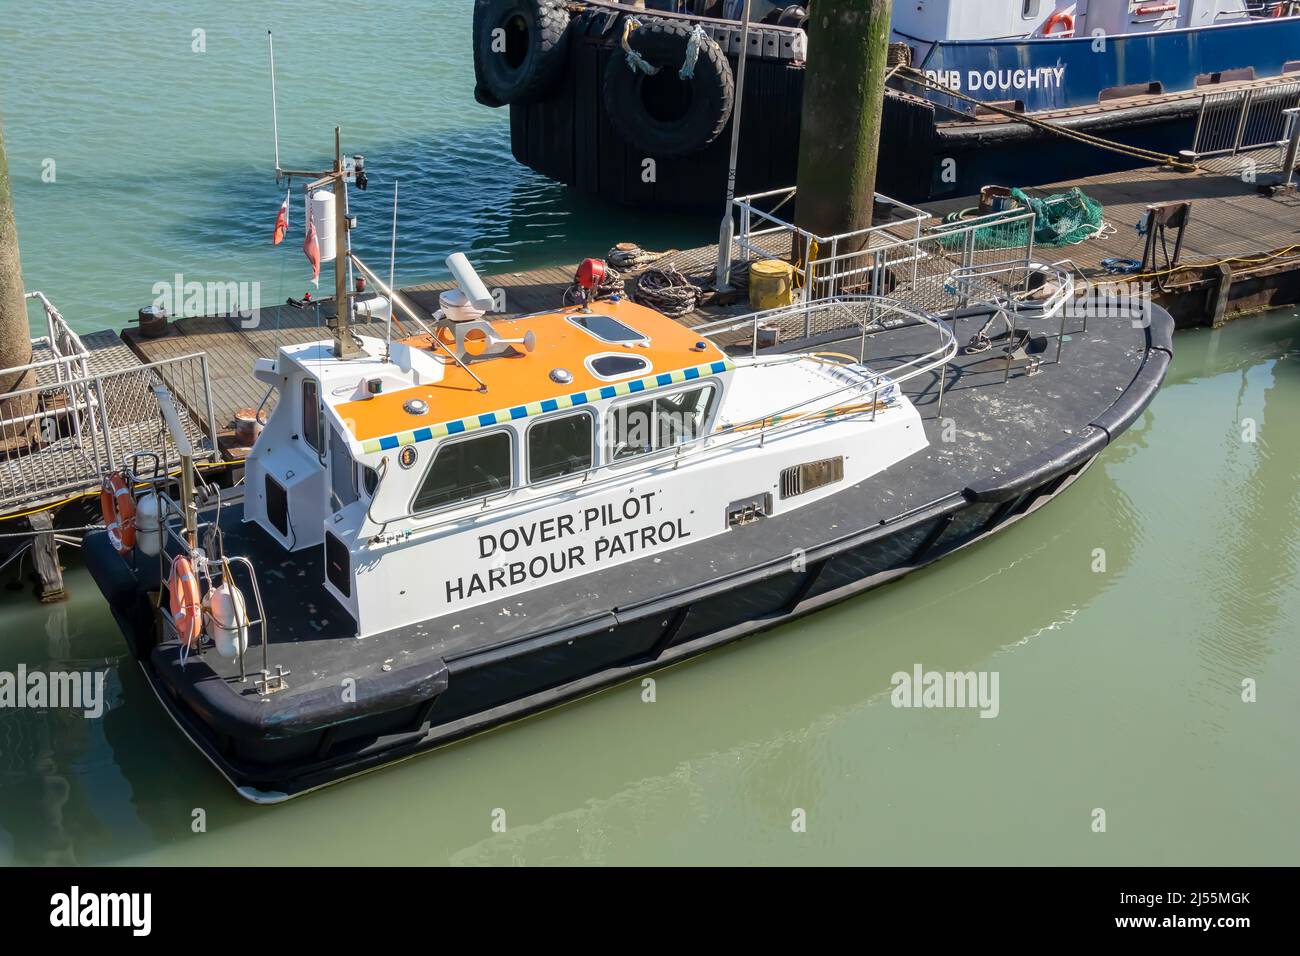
[603,18,735,159]
[473,0,570,106]
[150,641,450,741]
[1091,304,1175,439]
[964,426,1110,503]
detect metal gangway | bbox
[0,292,219,516]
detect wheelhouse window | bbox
[608,385,716,462]
[303,379,324,456]
[529,412,594,484]
[359,465,379,497]
[412,430,513,513]
[329,426,358,512]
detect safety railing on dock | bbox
[726,187,1042,318]
[0,348,218,512]
[25,291,92,387]
[1189,79,1300,159]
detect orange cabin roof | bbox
[340,299,730,451]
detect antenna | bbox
[387,180,399,354]
[268,31,281,178]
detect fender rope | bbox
[620,18,659,76]
[679,24,708,80]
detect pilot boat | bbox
[83,141,1174,801]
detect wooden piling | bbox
[28,511,66,602]
[793,0,893,252]
[0,121,37,450]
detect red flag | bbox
[272,190,289,245]
[303,217,320,287]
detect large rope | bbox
[563,261,626,305]
[606,242,661,270]
[633,265,701,318]
[897,66,1198,172]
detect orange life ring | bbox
[99,471,136,555]
[169,556,203,648]
[1044,12,1075,37]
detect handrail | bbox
[348,252,491,394]
[0,349,219,511]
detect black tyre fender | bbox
[602,19,735,159]
[473,0,571,106]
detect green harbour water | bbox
[1,1,1298,865]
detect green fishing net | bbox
[941,187,1105,250]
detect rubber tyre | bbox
[473,0,571,106]
[602,19,735,159]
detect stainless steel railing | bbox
[723,186,1041,319]
[1189,79,1300,159]
[0,347,219,511]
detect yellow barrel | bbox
[749,259,794,311]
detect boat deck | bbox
[185,298,1162,700]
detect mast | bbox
[331,128,355,358]
[279,127,360,359]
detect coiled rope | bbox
[563,261,626,305]
[606,242,661,270]
[634,265,701,318]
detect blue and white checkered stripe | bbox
[360,359,732,454]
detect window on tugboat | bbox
[608,385,716,463]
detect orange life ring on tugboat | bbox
[169,556,203,649]
[1044,12,1076,37]
[99,471,136,555]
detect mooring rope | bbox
[0,524,105,539]
[606,243,663,270]
[897,67,1199,172]
[563,262,626,305]
[634,265,702,318]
